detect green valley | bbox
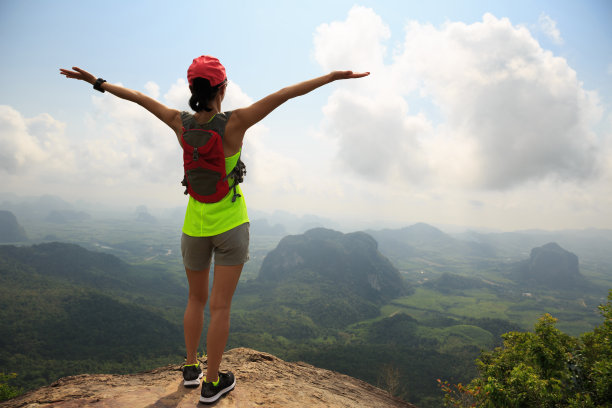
[1,204,611,407]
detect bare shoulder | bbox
[167,108,183,129]
[166,109,183,129]
[224,109,247,156]
[168,109,184,146]
[226,108,249,134]
[226,107,246,125]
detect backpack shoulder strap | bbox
[179,111,194,150]
[210,111,232,138]
[180,111,232,132]
[179,111,234,148]
[180,111,196,128]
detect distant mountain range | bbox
[365,222,612,281]
[455,228,612,265]
[2,193,612,264]
[370,222,497,255]
[0,194,75,222]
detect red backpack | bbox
[180,111,246,203]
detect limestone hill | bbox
[0,211,27,243]
[511,242,588,290]
[245,228,408,329]
[258,228,407,303]
[1,348,415,408]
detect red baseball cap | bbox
[187,55,227,87]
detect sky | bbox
[1,0,611,231]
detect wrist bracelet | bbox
[93,78,107,93]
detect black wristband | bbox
[93,78,107,93]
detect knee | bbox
[188,291,208,306]
[208,299,231,317]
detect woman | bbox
[60,56,368,404]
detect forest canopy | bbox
[440,290,612,407]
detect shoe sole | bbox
[184,372,203,388]
[199,377,236,404]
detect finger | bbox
[59,69,76,77]
[350,72,370,78]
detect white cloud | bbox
[314,5,390,73]
[144,81,160,99]
[87,86,180,185]
[0,105,73,176]
[322,89,432,183]
[314,9,603,190]
[401,13,599,188]
[164,78,190,112]
[241,125,303,194]
[0,88,183,204]
[223,82,254,111]
[538,13,564,45]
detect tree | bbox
[440,290,612,407]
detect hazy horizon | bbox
[3,191,612,236]
[2,1,611,231]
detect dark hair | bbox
[189,77,224,112]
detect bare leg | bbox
[183,266,210,365]
[205,263,243,382]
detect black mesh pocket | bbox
[187,168,221,196]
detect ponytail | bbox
[189,77,223,112]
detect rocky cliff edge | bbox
[2,348,415,408]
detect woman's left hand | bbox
[59,66,96,85]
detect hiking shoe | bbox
[200,371,236,404]
[182,363,203,388]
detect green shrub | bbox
[0,372,22,401]
[440,290,612,407]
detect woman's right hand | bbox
[330,70,370,80]
[59,66,96,85]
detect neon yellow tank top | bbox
[182,150,249,237]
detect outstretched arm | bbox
[59,67,182,137]
[223,70,369,154]
[232,71,368,131]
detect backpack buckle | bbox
[192,148,199,162]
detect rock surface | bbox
[2,348,415,408]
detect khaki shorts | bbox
[181,222,250,271]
